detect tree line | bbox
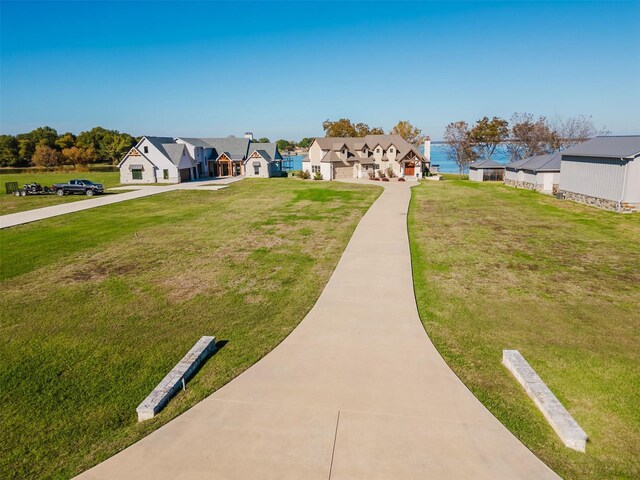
[0,126,137,168]
[443,114,608,174]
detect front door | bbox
[219,162,229,177]
[405,162,415,176]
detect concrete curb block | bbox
[136,336,216,422]
[503,350,587,452]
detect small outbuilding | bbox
[468,159,505,182]
[558,136,640,212]
[504,152,561,194]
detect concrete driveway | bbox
[0,177,242,229]
[76,181,559,479]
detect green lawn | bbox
[0,171,121,215]
[408,179,640,480]
[0,179,381,479]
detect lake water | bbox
[283,146,510,174]
[430,143,510,173]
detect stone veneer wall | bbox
[559,190,620,212]
[504,179,535,190]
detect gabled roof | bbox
[162,143,187,166]
[313,134,426,161]
[507,152,561,173]
[117,146,157,168]
[469,158,505,169]
[248,142,281,163]
[176,137,212,148]
[560,135,640,159]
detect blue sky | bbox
[1,1,639,140]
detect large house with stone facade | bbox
[558,136,640,212]
[119,133,283,184]
[301,135,430,180]
[504,152,561,194]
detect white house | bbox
[119,137,197,184]
[558,136,640,212]
[504,152,561,194]
[119,133,282,184]
[302,134,430,180]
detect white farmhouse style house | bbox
[119,133,283,184]
[302,134,430,180]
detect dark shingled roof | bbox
[560,136,640,159]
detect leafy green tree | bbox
[0,135,21,167]
[276,139,296,152]
[31,144,62,167]
[17,135,35,163]
[322,119,384,137]
[55,132,76,150]
[256,137,271,143]
[30,126,58,148]
[390,120,425,146]
[77,127,135,164]
[297,137,313,149]
[469,116,509,159]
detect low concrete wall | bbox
[137,336,217,421]
[503,350,587,452]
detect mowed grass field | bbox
[0,179,381,479]
[0,171,121,215]
[408,179,640,479]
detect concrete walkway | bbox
[77,182,559,480]
[0,177,242,229]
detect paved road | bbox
[0,177,242,229]
[76,181,559,480]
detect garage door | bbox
[179,168,191,182]
[333,165,353,179]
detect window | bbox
[132,169,143,180]
[312,165,321,174]
[143,146,149,154]
[373,164,380,170]
[163,169,169,180]
[389,147,394,153]
[254,164,260,175]
[376,148,381,153]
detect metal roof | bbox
[560,136,640,159]
[469,158,505,169]
[520,152,562,172]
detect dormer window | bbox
[376,148,381,153]
[143,146,149,153]
[342,148,346,154]
[389,147,394,153]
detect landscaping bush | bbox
[386,167,396,178]
[296,170,311,179]
[367,170,375,180]
[313,171,323,181]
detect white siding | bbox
[623,157,640,203]
[522,171,537,185]
[560,156,626,201]
[505,169,518,182]
[120,154,158,184]
[469,168,482,182]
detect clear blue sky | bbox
[1,1,639,140]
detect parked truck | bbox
[51,179,104,196]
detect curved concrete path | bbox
[77,182,559,480]
[0,177,241,229]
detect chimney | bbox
[244,132,254,141]
[424,136,431,163]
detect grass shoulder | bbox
[408,179,639,480]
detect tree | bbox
[17,135,36,163]
[32,144,62,167]
[550,115,609,150]
[256,137,271,143]
[390,120,425,146]
[443,121,477,176]
[29,126,58,148]
[55,132,76,150]
[469,116,509,159]
[0,135,21,167]
[507,113,555,162]
[276,139,296,152]
[322,118,383,137]
[297,137,314,149]
[62,146,96,167]
[76,127,135,163]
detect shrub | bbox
[386,167,396,178]
[296,170,311,179]
[377,169,385,179]
[313,171,323,181]
[367,170,375,180]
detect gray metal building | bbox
[559,136,640,212]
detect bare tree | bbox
[444,121,477,176]
[507,113,555,161]
[550,115,609,150]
